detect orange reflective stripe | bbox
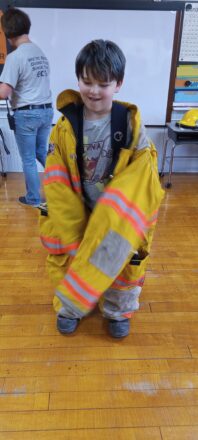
[108,188,148,227]
[112,275,145,289]
[44,165,81,194]
[60,268,101,311]
[100,197,144,238]
[45,165,67,172]
[71,174,81,184]
[149,209,158,225]
[71,175,81,194]
[62,278,93,309]
[122,312,135,319]
[44,165,71,187]
[44,176,71,186]
[68,269,100,299]
[100,187,153,238]
[40,236,79,255]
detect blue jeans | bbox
[14,107,54,205]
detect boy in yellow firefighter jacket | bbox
[39,40,164,338]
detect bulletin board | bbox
[179,2,198,63]
[173,2,198,111]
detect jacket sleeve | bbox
[39,121,88,256]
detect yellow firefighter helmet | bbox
[177,109,198,129]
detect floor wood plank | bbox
[0,393,49,411]
[0,345,191,363]
[161,426,198,440]
[3,372,198,393]
[49,388,198,410]
[0,407,198,430]
[0,427,162,440]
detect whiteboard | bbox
[22,8,176,125]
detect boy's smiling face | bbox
[78,69,122,120]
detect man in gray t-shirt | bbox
[0,8,53,207]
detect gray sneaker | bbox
[108,319,130,338]
[57,316,79,334]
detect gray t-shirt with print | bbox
[0,42,52,109]
[82,111,150,210]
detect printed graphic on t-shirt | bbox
[27,55,49,78]
[83,133,112,182]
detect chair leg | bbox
[165,143,176,188]
[160,138,169,177]
[0,148,5,176]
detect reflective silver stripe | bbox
[56,291,85,318]
[65,273,98,305]
[102,192,147,233]
[44,169,70,181]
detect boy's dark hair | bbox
[75,39,126,83]
[1,8,31,39]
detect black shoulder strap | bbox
[60,101,130,179]
[61,103,80,140]
[111,101,128,149]
[109,102,130,175]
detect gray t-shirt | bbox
[0,42,52,109]
[82,111,150,210]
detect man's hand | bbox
[0,83,12,100]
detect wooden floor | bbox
[0,172,198,440]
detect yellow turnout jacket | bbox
[39,90,164,317]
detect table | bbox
[160,122,198,188]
